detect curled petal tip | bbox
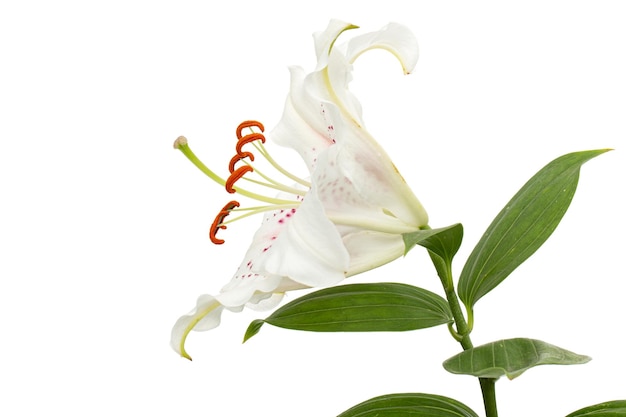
[173,136,188,149]
[171,295,225,360]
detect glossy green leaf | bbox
[458,149,610,307]
[405,224,464,287]
[443,338,591,380]
[243,319,265,343]
[337,393,479,417]
[403,223,464,260]
[243,283,452,342]
[566,400,626,416]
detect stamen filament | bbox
[221,203,300,225]
[241,175,307,196]
[178,120,311,247]
[236,120,309,188]
[253,141,311,187]
[234,156,307,196]
[328,213,419,234]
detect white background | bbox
[1,1,625,416]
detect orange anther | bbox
[225,165,253,193]
[210,201,240,245]
[236,120,265,139]
[229,151,254,173]
[236,133,266,155]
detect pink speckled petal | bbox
[215,183,349,308]
[259,185,349,287]
[270,67,339,172]
[315,133,428,232]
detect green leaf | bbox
[403,223,463,260]
[243,283,453,341]
[337,393,479,417]
[405,224,464,287]
[458,149,611,307]
[566,400,626,416]
[242,319,264,343]
[443,338,591,380]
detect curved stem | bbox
[444,286,473,351]
[426,249,498,417]
[445,285,499,417]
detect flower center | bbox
[173,120,310,244]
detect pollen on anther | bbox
[229,151,255,173]
[226,166,253,193]
[236,120,265,139]
[236,133,266,155]
[210,201,240,245]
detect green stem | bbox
[479,378,498,417]
[444,286,473,351]
[427,250,498,417]
[445,285,499,417]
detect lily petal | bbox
[170,295,225,360]
[342,231,406,277]
[270,67,340,172]
[171,291,287,360]
[325,22,419,128]
[343,22,419,73]
[258,186,350,287]
[316,128,428,231]
[210,186,349,309]
[313,20,359,70]
[171,186,350,359]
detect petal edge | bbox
[170,295,224,360]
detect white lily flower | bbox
[171,20,429,360]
